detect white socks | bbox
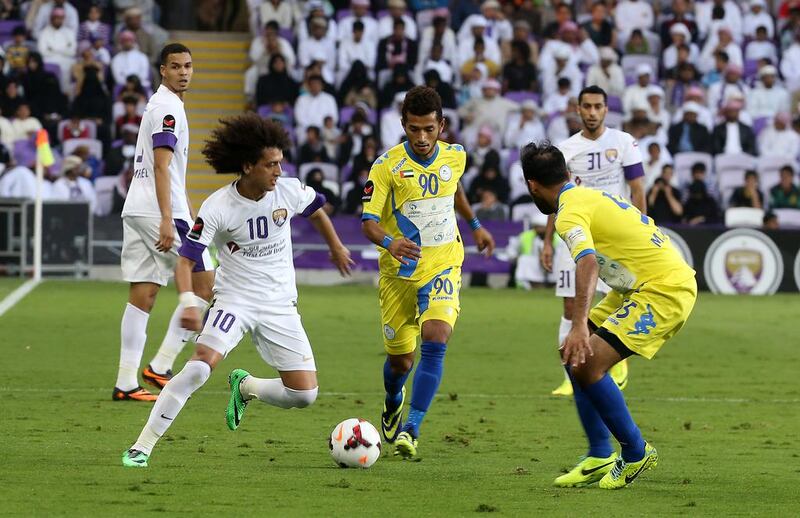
[132,360,211,455]
[558,316,572,381]
[149,296,208,374]
[116,303,150,391]
[240,376,318,409]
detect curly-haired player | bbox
[361,86,495,459]
[123,113,354,467]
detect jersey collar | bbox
[403,140,439,168]
[556,181,575,208]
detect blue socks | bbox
[567,368,614,459]
[403,341,447,438]
[383,357,411,412]
[581,373,646,462]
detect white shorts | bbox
[121,216,213,286]
[553,239,611,298]
[197,297,317,372]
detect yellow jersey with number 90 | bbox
[361,140,467,281]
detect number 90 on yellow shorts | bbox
[378,267,462,355]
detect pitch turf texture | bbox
[3,281,799,516]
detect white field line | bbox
[0,279,40,318]
[0,386,796,404]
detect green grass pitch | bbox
[2,280,799,516]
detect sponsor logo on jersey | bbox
[162,114,176,133]
[272,208,288,227]
[391,157,407,174]
[226,241,240,254]
[605,148,618,163]
[439,164,452,181]
[362,180,374,202]
[704,229,783,295]
[188,217,204,240]
[399,170,415,179]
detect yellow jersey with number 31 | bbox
[554,183,695,292]
[361,140,467,281]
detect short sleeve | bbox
[284,178,323,217]
[178,200,219,264]
[361,155,391,222]
[150,103,181,151]
[621,134,644,180]
[555,205,596,263]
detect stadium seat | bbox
[715,153,757,205]
[511,203,548,226]
[752,116,770,137]
[63,138,103,160]
[620,55,658,81]
[605,111,623,129]
[299,161,339,184]
[757,155,794,192]
[772,208,800,228]
[608,95,623,113]
[725,207,764,228]
[340,106,377,126]
[674,151,713,186]
[341,181,355,201]
[504,91,539,105]
[508,161,529,201]
[94,176,118,217]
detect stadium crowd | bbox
[0,0,799,229]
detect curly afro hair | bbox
[202,113,291,174]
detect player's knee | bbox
[286,386,318,408]
[569,363,604,388]
[191,345,222,370]
[421,320,452,344]
[388,353,414,374]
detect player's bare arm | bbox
[561,254,599,367]
[174,255,201,331]
[309,208,355,276]
[541,214,555,272]
[627,176,646,215]
[454,181,495,255]
[361,218,422,266]
[153,146,175,252]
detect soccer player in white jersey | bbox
[122,114,354,467]
[114,43,215,402]
[541,85,646,396]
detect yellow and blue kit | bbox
[554,183,697,358]
[362,140,467,354]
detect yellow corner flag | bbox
[36,129,54,167]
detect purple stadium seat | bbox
[744,60,759,80]
[340,106,356,126]
[43,62,61,79]
[336,9,352,21]
[13,139,36,168]
[278,27,294,43]
[257,104,272,119]
[504,91,539,105]
[0,20,23,36]
[608,95,623,113]
[752,116,770,137]
[340,163,353,182]
[282,161,297,177]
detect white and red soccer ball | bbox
[329,418,381,468]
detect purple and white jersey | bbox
[122,85,191,221]
[557,128,644,199]
[179,178,325,308]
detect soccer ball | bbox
[328,418,381,468]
